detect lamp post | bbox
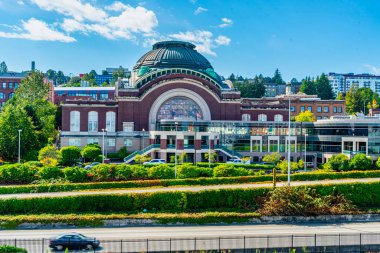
[18,129,22,163]
[304,132,308,172]
[175,122,178,178]
[102,128,106,163]
[142,128,145,150]
[287,96,291,186]
[208,133,211,169]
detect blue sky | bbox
[0,0,380,81]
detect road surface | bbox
[0,177,379,199]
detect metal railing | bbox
[4,233,380,253]
[215,144,243,158]
[123,144,160,163]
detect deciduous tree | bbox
[295,110,316,122]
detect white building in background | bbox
[328,72,380,95]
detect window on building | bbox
[317,116,322,120]
[124,138,133,147]
[157,96,203,121]
[317,106,322,113]
[100,92,108,100]
[88,111,98,132]
[242,114,251,121]
[333,107,337,113]
[338,107,342,113]
[87,138,99,144]
[106,111,116,132]
[290,106,295,112]
[14,83,18,89]
[300,106,305,112]
[8,83,12,89]
[70,111,80,132]
[2,83,6,89]
[107,138,116,147]
[0,92,4,99]
[274,114,283,122]
[123,122,134,132]
[258,114,267,122]
[307,106,312,112]
[8,93,14,99]
[68,138,81,146]
[324,106,329,113]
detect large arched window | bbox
[106,111,116,132]
[88,111,98,132]
[258,114,267,122]
[70,111,80,132]
[157,96,203,121]
[242,114,251,122]
[274,114,283,122]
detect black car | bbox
[49,233,100,251]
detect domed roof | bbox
[133,41,213,70]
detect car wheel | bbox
[86,244,93,250]
[55,245,64,251]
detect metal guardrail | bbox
[2,233,380,252]
[215,144,243,158]
[123,144,160,163]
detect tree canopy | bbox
[295,110,316,122]
[300,74,334,99]
[0,61,8,74]
[234,75,266,98]
[272,69,284,84]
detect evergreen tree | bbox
[228,73,236,82]
[272,68,284,84]
[300,77,317,95]
[0,61,8,74]
[315,73,334,99]
[345,84,363,114]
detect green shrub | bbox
[63,167,88,182]
[0,245,27,253]
[131,165,148,179]
[325,154,350,171]
[276,160,300,174]
[213,164,249,177]
[349,153,373,171]
[37,166,62,180]
[81,144,101,162]
[90,164,117,181]
[22,161,43,167]
[177,164,213,178]
[115,164,133,180]
[148,164,174,179]
[60,146,81,166]
[0,164,38,184]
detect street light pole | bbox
[175,122,178,179]
[102,129,105,163]
[18,129,22,163]
[208,133,211,169]
[142,128,145,150]
[304,132,308,172]
[287,96,291,186]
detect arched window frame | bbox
[258,114,267,122]
[242,114,251,122]
[274,114,283,122]
[106,111,116,132]
[88,111,98,132]
[70,111,80,132]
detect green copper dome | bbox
[134,41,213,70]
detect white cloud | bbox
[169,30,231,56]
[17,0,25,5]
[219,17,233,28]
[364,64,380,75]
[30,0,108,22]
[194,7,207,15]
[0,18,75,42]
[215,35,231,46]
[105,1,128,11]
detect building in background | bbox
[328,72,380,95]
[54,87,115,105]
[94,74,113,86]
[0,72,26,107]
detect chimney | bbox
[31,61,35,71]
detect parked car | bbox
[226,159,250,165]
[85,162,100,169]
[49,233,100,251]
[143,159,166,165]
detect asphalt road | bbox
[1,177,379,199]
[2,223,380,252]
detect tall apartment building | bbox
[328,72,380,95]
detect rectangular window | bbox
[300,106,305,112]
[123,122,134,132]
[68,138,81,146]
[317,116,322,120]
[2,83,6,89]
[8,82,12,89]
[324,106,329,113]
[107,138,116,147]
[333,107,337,113]
[338,107,342,113]
[14,83,18,89]
[317,106,322,113]
[307,106,312,112]
[100,92,108,100]
[124,138,133,147]
[87,138,99,144]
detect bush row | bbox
[1,170,380,194]
[1,181,380,214]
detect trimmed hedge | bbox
[1,181,380,214]
[0,245,27,253]
[0,170,380,195]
